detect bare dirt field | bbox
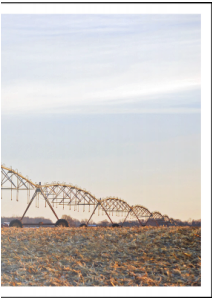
[1,226,201,286]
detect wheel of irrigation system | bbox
[55,219,69,227]
[112,223,121,227]
[80,223,87,227]
[9,219,23,228]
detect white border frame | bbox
[0,2,211,298]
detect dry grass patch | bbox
[1,226,201,286]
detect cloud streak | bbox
[1,14,201,114]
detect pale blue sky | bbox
[1,15,201,222]
[2,14,200,114]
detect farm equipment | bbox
[1,164,174,228]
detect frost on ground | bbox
[1,226,201,286]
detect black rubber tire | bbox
[55,219,69,227]
[9,219,23,228]
[112,223,120,227]
[80,223,87,227]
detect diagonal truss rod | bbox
[1,165,178,226]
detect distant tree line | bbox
[54,215,201,227]
[175,219,200,227]
[1,216,53,224]
[1,215,201,227]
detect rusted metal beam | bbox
[99,202,114,225]
[40,189,59,220]
[20,190,37,221]
[86,203,99,225]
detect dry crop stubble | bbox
[1,226,201,286]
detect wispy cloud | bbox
[1,14,201,114]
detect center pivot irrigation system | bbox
[1,165,177,228]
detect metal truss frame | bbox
[1,165,178,226]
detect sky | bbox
[1,14,201,222]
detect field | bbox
[1,226,201,286]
